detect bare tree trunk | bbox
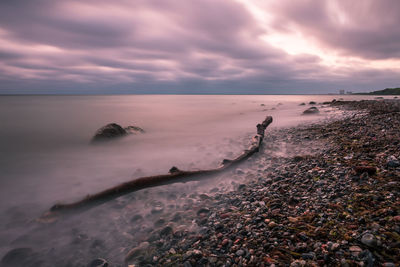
[47,116,273,215]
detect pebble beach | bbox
[122,99,400,267]
[1,99,399,267]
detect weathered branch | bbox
[47,116,272,215]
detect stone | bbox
[130,214,143,222]
[301,252,315,260]
[236,249,245,256]
[124,125,145,134]
[303,107,319,115]
[91,123,144,143]
[160,226,173,236]
[197,208,210,216]
[88,258,108,267]
[349,246,362,256]
[91,123,127,142]
[361,233,377,247]
[354,166,376,175]
[1,248,40,267]
[125,242,150,262]
[387,160,400,168]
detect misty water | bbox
[0,94,380,265]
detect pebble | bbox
[88,258,108,267]
[361,233,377,247]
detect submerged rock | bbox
[124,126,145,134]
[88,258,108,267]
[303,107,319,114]
[91,123,144,143]
[1,247,40,267]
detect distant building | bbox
[346,91,353,94]
[339,90,345,95]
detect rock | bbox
[221,238,229,246]
[160,226,173,236]
[309,101,316,104]
[125,242,150,262]
[291,259,306,267]
[299,103,306,106]
[301,252,315,260]
[387,159,400,168]
[124,126,145,134]
[91,123,127,142]
[349,246,362,256]
[154,218,166,227]
[303,107,319,114]
[88,258,108,267]
[359,249,375,267]
[1,248,39,267]
[234,249,244,257]
[183,261,192,267]
[130,214,143,222]
[197,208,210,216]
[354,166,376,175]
[361,233,377,247]
[91,123,144,142]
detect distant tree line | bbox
[355,87,400,95]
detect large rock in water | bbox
[91,123,145,143]
[303,107,320,115]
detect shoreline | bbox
[1,99,399,266]
[125,99,400,266]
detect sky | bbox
[0,0,399,94]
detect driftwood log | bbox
[48,116,273,215]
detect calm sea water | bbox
[0,94,382,264]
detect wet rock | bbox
[349,246,362,256]
[361,233,377,247]
[1,248,40,267]
[359,249,375,267]
[124,125,145,134]
[197,208,210,216]
[303,107,319,114]
[387,159,400,168]
[91,123,127,142]
[88,258,108,267]
[91,123,144,143]
[160,226,173,236]
[354,166,377,175]
[130,214,143,222]
[301,252,315,260]
[125,242,150,262]
[236,249,245,256]
[154,218,166,227]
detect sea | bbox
[0,94,383,265]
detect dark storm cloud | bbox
[0,0,399,94]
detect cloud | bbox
[0,0,399,93]
[268,0,400,60]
